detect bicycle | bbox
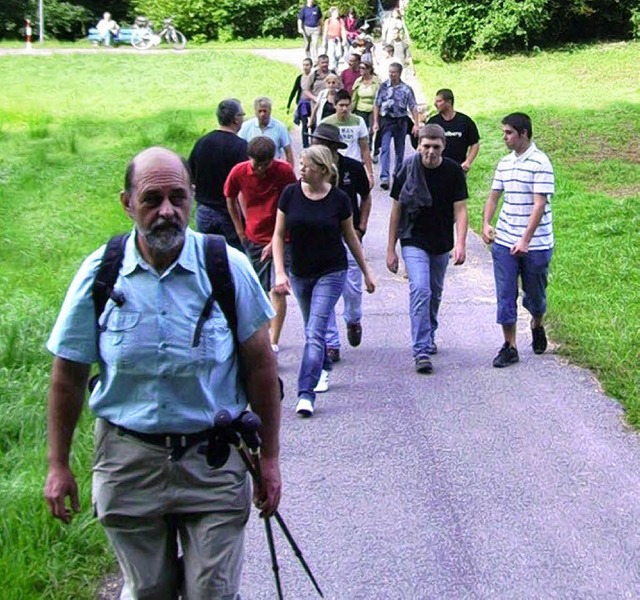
[131,17,186,51]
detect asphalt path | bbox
[237,48,640,599]
[52,45,640,599]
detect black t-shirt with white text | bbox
[278,183,352,278]
[426,112,480,164]
[391,157,468,254]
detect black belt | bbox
[108,421,214,460]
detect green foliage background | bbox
[405,0,640,60]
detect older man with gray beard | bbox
[44,147,282,599]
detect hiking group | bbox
[43,3,556,598]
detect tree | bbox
[405,0,640,61]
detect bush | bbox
[405,0,640,61]
[45,1,93,39]
[631,7,640,38]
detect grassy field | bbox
[0,42,638,598]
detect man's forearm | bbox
[47,358,89,467]
[454,201,469,246]
[359,193,372,231]
[387,200,401,249]
[466,143,480,166]
[483,190,501,226]
[284,146,295,169]
[241,327,281,459]
[226,196,245,239]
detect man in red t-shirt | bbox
[225,136,297,352]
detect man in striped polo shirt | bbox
[482,113,555,368]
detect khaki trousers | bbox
[92,419,251,600]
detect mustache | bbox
[149,219,182,233]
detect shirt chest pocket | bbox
[100,310,141,368]
[193,312,234,365]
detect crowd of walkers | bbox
[187,4,556,417]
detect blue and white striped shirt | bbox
[491,142,555,250]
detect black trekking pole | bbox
[234,411,325,599]
[214,411,284,600]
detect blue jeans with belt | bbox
[402,246,450,358]
[380,117,408,181]
[290,269,347,401]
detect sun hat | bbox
[309,123,348,149]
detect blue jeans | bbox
[326,243,362,349]
[402,246,450,358]
[196,204,244,253]
[290,270,347,401]
[380,117,408,181]
[492,243,553,325]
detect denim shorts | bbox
[492,243,553,325]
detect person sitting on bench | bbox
[96,12,120,47]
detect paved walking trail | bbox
[238,48,640,599]
[49,45,637,598]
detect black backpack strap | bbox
[92,233,129,328]
[195,235,285,402]
[193,234,238,348]
[89,233,129,392]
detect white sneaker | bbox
[271,343,280,354]
[313,370,330,393]
[295,397,314,417]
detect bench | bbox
[87,27,134,46]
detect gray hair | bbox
[254,96,273,110]
[216,98,243,126]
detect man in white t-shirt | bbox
[96,12,120,46]
[321,89,374,187]
[482,112,555,368]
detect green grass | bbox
[414,41,640,416]
[0,49,298,600]
[1,40,639,598]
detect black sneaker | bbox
[326,348,341,363]
[492,343,519,368]
[347,322,362,347]
[532,326,547,354]
[427,342,438,355]
[380,179,389,190]
[415,355,433,374]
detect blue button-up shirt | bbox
[375,80,417,119]
[47,228,275,434]
[238,117,292,161]
[298,4,322,27]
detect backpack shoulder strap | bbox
[192,234,238,347]
[92,233,129,326]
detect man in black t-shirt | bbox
[387,124,468,374]
[188,99,248,251]
[310,123,372,362]
[427,88,480,174]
